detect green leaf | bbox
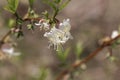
[43,0,57,10]
[14,0,19,11]
[38,68,48,80]
[4,5,15,13]
[57,47,70,62]
[59,0,71,11]
[15,31,24,38]
[8,19,15,28]
[109,56,117,62]
[27,24,34,30]
[4,0,19,13]
[64,48,70,59]
[53,0,62,4]
[75,42,83,58]
[17,19,23,25]
[29,0,35,7]
[29,0,35,4]
[111,39,120,48]
[42,10,49,19]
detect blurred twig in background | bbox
[56,34,120,80]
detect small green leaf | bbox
[28,9,39,18]
[43,0,57,10]
[42,10,49,19]
[29,0,35,5]
[64,48,70,59]
[29,0,35,8]
[59,0,71,11]
[8,19,15,28]
[4,5,15,13]
[14,0,19,11]
[4,0,19,13]
[75,42,83,58]
[27,24,34,30]
[109,56,117,62]
[38,68,48,80]
[15,31,24,38]
[111,39,120,48]
[17,19,23,25]
[27,24,32,29]
[53,0,62,4]
[57,47,70,63]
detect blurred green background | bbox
[0,0,120,80]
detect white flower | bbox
[44,27,64,50]
[44,18,73,51]
[111,30,119,39]
[1,44,20,57]
[59,19,71,32]
[35,19,50,30]
[59,19,73,39]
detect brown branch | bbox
[0,30,11,47]
[0,17,41,48]
[56,35,120,80]
[0,30,11,42]
[23,17,41,21]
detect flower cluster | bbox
[35,19,73,51]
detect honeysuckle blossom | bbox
[59,19,71,32]
[111,30,119,39]
[44,27,64,50]
[35,19,50,30]
[59,19,73,39]
[44,19,73,51]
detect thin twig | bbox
[0,30,11,47]
[0,17,41,47]
[56,35,120,80]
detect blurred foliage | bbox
[30,68,48,80]
[75,42,83,59]
[57,47,70,63]
[109,56,117,62]
[43,0,71,11]
[29,0,35,8]
[42,0,71,20]
[8,19,15,28]
[9,76,17,80]
[38,68,48,80]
